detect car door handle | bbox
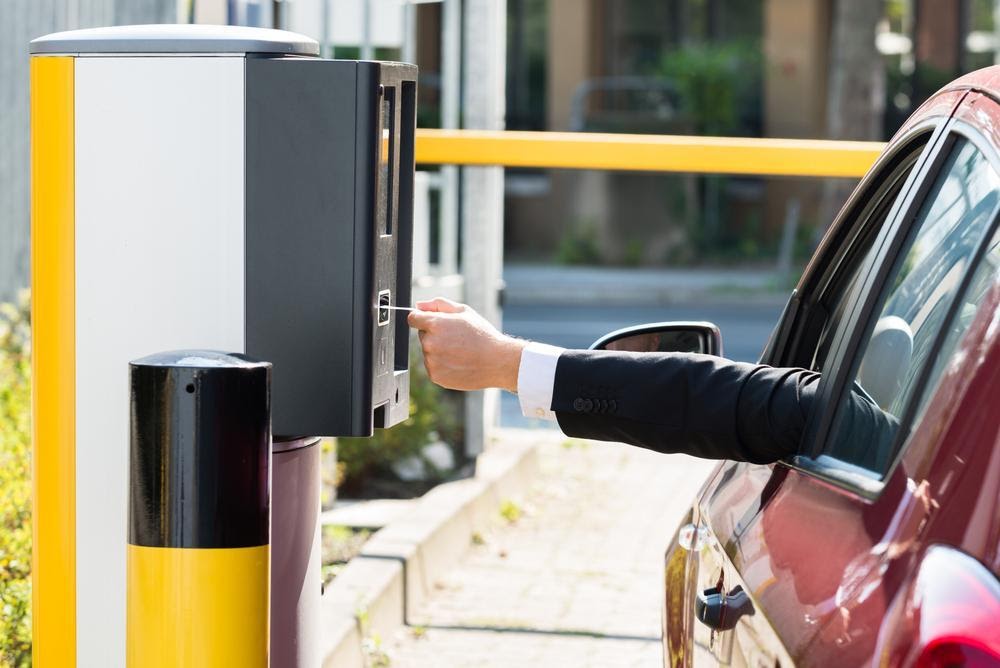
[695,585,754,631]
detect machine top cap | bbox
[30,24,319,56]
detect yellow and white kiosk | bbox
[30,24,416,666]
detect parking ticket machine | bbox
[244,54,416,438]
[29,25,416,666]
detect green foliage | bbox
[322,525,371,565]
[560,438,589,451]
[621,239,644,267]
[555,220,603,266]
[357,607,392,667]
[336,338,461,493]
[498,499,522,524]
[0,290,32,666]
[659,41,761,136]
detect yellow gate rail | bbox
[414,129,884,178]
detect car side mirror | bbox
[589,322,723,356]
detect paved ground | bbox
[387,436,716,667]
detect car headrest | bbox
[858,315,913,411]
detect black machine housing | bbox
[244,58,416,437]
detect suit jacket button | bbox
[573,398,586,412]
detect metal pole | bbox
[273,0,284,29]
[321,0,331,58]
[402,0,417,65]
[127,350,271,667]
[440,0,461,276]
[461,0,507,457]
[362,0,374,60]
[271,436,322,668]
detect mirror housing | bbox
[590,321,723,356]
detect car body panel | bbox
[666,67,1000,667]
[874,545,1000,665]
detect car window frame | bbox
[764,120,945,370]
[791,119,1000,498]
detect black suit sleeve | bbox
[552,351,819,464]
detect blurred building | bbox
[2,0,1000,297]
[503,0,1000,268]
[506,0,765,265]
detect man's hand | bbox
[407,298,526,393]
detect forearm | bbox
[550,350,820,464]
[410,298,897,467]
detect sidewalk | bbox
[386,436,716,667]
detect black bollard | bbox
[127,350,271,667]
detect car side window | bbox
[908,225,1000,424]
[782,132,931,374]
[824,136,1000,474]
[810,241,880,372]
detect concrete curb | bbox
[320,430,543,667]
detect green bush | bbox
[658,40,761,137]
[555,220,603,266]
[336,338,462,495]
[0,290,32,666]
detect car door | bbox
[672,113,947,667]
[667,87,1000,667]
[783,111,1000,664]
[683,101,1000,667]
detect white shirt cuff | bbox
[517,342,565,421]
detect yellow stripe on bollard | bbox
[414,129,884,178]
[127,545,270,667]
[31,55,77,668]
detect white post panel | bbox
[75,55,247,667]
[461,0,506,456]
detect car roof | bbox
[938,65,1000,103]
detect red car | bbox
[601,68,1000,666]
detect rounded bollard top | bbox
[30,24,319,57]
[129,348,271,550]
[130,349,270,370]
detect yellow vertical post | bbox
[30,55,76,668]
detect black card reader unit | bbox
[244,59,416,437]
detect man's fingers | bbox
[415,297,466,314]
[408,309,437,331]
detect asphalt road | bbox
[499,299,786,427]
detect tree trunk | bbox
[819,0,886,235]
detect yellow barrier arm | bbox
[414,129,884,179]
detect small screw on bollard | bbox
[127,350,271,668]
